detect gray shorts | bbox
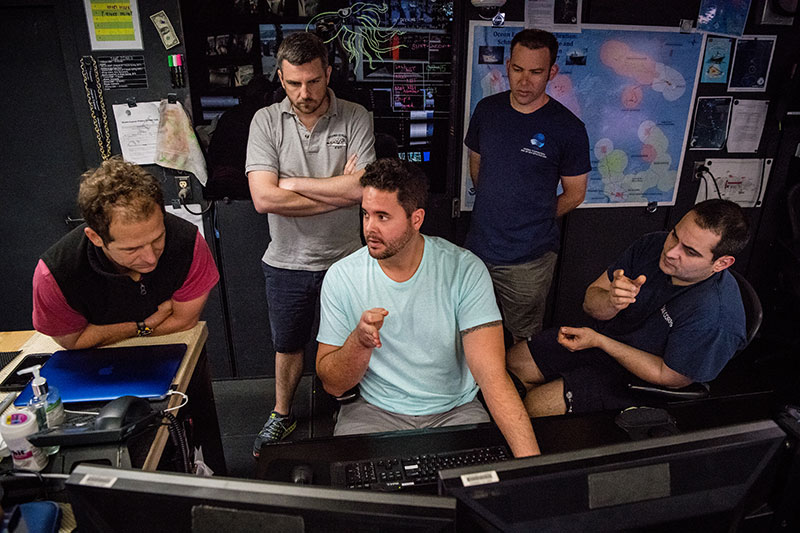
[334,396,490,436]
[486,251,558,340]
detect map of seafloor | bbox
[551,29,704,205]
[462,24,704,209]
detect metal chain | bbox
[80,56,112,160]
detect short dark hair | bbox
[689,199,750,259]
[510,29,559,68]
[360,158,428,216]
[276,31,329,70]
[78,156,164,244]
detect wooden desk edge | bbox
[0,324,208,472]
[143,323,208,471]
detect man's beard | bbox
[367,225,415,260]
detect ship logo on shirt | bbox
[530,133,545,148]
[327,133,347,148]
[660,305,674,328]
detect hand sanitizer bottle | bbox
[18,365,65,455]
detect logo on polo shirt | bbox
[660,305,674,328]
[327,133,347,148]
[530,133,545,148]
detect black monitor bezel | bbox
[439,420,786,532]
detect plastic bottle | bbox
[0,409,48,471]
[18,365,65,455]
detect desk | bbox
[256,393,776,486]
[0,323,226,474]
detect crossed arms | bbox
[317,310,541,457]
[52,294,210,350]
[248,154,364,216]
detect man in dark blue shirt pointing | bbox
[507,199,750,415]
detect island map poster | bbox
[461,22,704,209]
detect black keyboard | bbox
[331,445,510,491]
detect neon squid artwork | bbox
[307,2,404,68]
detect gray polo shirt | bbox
[246,90,375,271]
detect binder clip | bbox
[126,97,137,108]
[167,93,177,104]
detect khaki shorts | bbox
[334,396,490,436]
[486,251,558,340]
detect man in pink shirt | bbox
[32,157,219,349]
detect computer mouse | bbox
[94,395,153,430]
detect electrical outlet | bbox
[175,176,192,201]
[692,161,707,181]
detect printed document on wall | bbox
[726,99,768,153]
[695,158,771,208]
[112,101,160,165]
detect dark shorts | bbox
[262,262,326,353]
[528,328,639,413]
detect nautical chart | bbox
[461,23,704,209]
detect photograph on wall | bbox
[259,24,309,81]
[690,96,732,150]
[700,36,733,83]
[230,34,254,55]
[728,35,776,92]
[234,65,255,87]
[208,67,232,88]
[387,0,454,29]
[461,22,705,209]
[84,0,143,51]
[204,33,253,57]
[478,46,504,64]
[263,0,320,17]
[696,0,751,38]
[525,0,583,32]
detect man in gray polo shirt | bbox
[246,32,375,455]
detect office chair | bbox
[627,269,763,401]
[778,182,800,302]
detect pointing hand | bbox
[356,308,388,349]
[609,269,646,311]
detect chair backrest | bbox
[626,269,763,402]
[729,269,763,349]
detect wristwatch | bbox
[136,321,153,337]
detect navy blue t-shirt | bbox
[599,232,747,382]
[464,92,590,265]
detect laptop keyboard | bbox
[0,351,21,368]
[331,445,510,491]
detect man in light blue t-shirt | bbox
[317,159,539,458]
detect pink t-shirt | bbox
[32,231,219,337]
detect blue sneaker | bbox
[253,411,297,457]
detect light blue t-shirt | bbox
[317,235,502,416]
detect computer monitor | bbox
[67,464,456,532]
[439,420,788,532]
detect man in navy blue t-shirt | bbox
[507,200,750,415]
[465,28,591,343]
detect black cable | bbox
[178,190,214,215]
[703,168,724,199]
[0,468,48,501]
[753,158,768,208]
[162,412,192,473]
[700,174,709,201]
